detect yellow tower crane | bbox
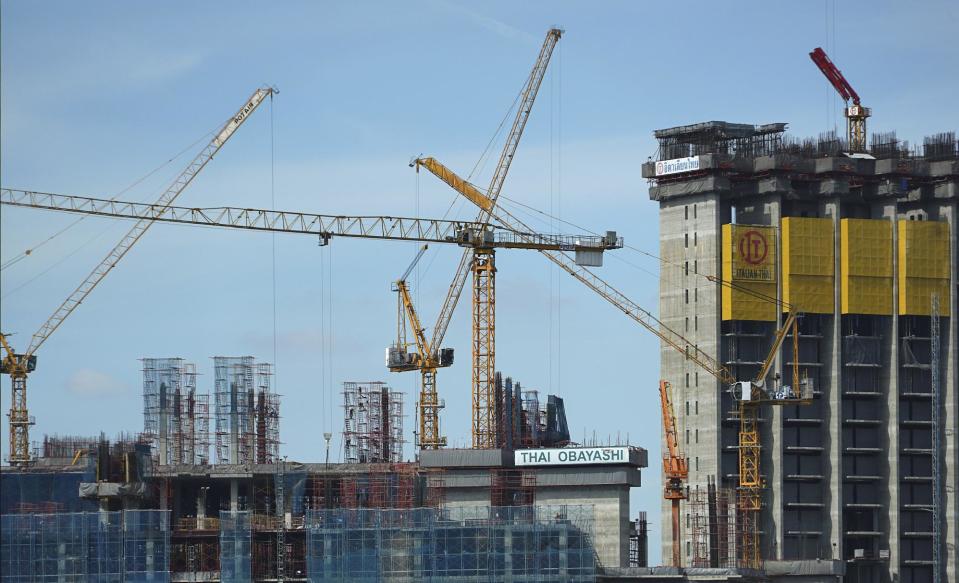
[387,245,454,448]
[413,27,563,449]
[0,87,275,466]
[3,187,620,456]
[415,158,813,569]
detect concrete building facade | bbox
[644,122,958,583]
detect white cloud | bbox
[66,368,128,396]
[430,0,537,44]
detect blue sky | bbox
[2,0,957,555]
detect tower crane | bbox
[415,157,813,569]
[387,245,454,447]
[414,28,563,449]
[809,47,870,152]
[2,188,620,453]
[0,87,274,466]
[660,379,688,568]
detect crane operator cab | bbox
[731,374,814,403]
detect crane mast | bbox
[423,27,562,449]
[660,380,688,567]
[1,87,274,465]
[389,246,450,448]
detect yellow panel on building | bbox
[782,217,834,314]
[840,219,893,315]
[722,223,777,321]
[898,220,951,316]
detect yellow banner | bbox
[727,224,776,282]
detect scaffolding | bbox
[215,357,279,465]
[41,434,98,460]
[143,357,210,465]
[0,510,170,582]
[689,479,741,569]
[305,505,595,582]
[490,469,536,507]
[629,512,649,567]
[342,382,405,464]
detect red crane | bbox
[809,47,870,152]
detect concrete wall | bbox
[537,485,630,570]
[652,153,957,582]
[658,193,726,565]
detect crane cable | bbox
[1,126,220,273]
[495,194,789,310]
[270,92,278,382]
[415,79,527,288]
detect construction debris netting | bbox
[305,505,595,582]
[0,509,170,582]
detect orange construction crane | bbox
[660,379,688,567]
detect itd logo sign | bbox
[738,230,769,265]
[729,225,775,282]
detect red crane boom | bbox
[809,47,870,152]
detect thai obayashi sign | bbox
[514,447,630,467]
[728,224,776,282]
[655,156,700,176]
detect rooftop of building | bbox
[641,120,958,202]
[647,120,957,163]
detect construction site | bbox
[1,11,957,583]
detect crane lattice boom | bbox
[1,87,274,466]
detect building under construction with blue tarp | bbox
[0,432,647,582]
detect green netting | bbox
[0,510,169,582]
[305,505,595,582]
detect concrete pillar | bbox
[881,203,901,582]
[231,479,239,512]
[197,486,208,530]
[158,382,168,466]
[159,481,168,512]
[823,198,844,563]
[230,383,239,465]
[935,200,958,583]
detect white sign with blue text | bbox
[654,156,701,176]
[514,446,630,467]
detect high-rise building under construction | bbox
[644,122,957,583]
